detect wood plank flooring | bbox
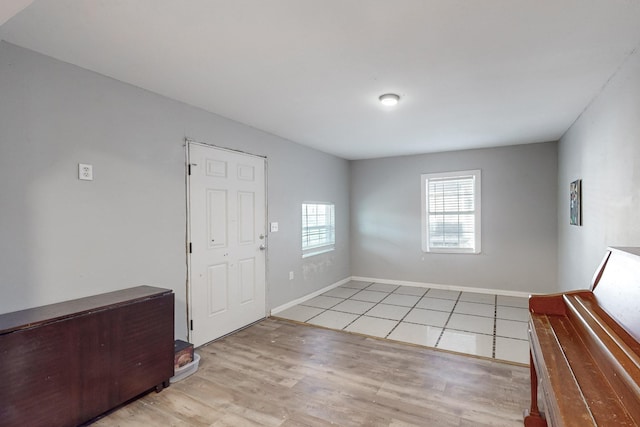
[92,319,529,426]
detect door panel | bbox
[206,159,227,177]
[237,163,255,181]
[238,191,255,245]
[207,189,227,248]
[207,263,228,315]
[189,143,266,346]
[238,257,255,304]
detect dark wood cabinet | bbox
[0,286,174,427]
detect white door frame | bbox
[185,139,268,345]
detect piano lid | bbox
[592,247,640,343]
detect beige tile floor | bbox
[274,280,530,364]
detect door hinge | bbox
[190,320,193,331]
[189,242,192,253]
[188,164,191,175]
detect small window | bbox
[421,170,481,254]
[302,202,335,257]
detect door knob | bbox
[259,244,266,250]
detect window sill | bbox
[302,247,335,258]
[423,247,481,255]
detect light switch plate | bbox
[270,222,279,232]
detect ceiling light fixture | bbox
[379,93,400,106]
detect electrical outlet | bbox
[270,222,279,232]
[289,271,294,280]
[78,163,93,181]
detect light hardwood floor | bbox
[93,319,529,426]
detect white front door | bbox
[187,142,266,347]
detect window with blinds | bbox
[421,170,481,254]
[302,202,335,257]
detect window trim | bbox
[421,169,481,254]
[301,202,335,258]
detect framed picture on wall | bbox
[570,179,581,226]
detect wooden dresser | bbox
[0,286,174,427]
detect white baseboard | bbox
[270,277,351,315]
[350,276,534,298]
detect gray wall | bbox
[558,47,640,291]
[0,42,350,339]
[350,142,558,294]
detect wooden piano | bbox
[525,247,640,426]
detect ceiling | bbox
[2,1,640,160]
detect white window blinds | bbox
[302,202,335,256]
[421,170,481,254]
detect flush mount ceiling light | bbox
[379,93,400,106]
